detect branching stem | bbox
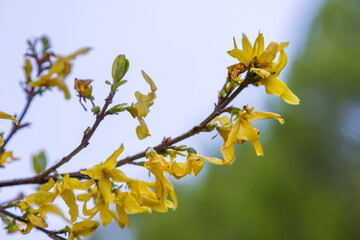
[0,72,255,187]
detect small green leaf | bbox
[186,147,197,153]
[41,36,51,55]
[32,151,47,174]
[107,103,127,115]
[112,54,129,84]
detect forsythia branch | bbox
[0,33,300,240]
[0,73,254,187]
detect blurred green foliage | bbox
[134,0,360,239]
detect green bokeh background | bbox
[132,0,360,239]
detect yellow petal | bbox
[21,223,34,235]
[221,143,235,165]
[256,41,278,65]
[203,156,223,165]
[241,33,253,56]
[120,192,151,214]
[227,49,251,67]
[169,190,178,210]
[136,117,151,140]
[262,76,300,105]
[233,36,238,49]
[62,174,71,190]
[110,168,137,183]
[28,215,47,228]
[191,158,204,176]
[253,32,265,56]
[142,70,157,92]
[140,196,168,212]
[115,204,129,228]
[0,151,19,165]
[239,118,263,156]
[0,111,18,125]
[60,190,78,222]
[98,178,113,206]
[47,58,65,75]
[40,178,55,192]
[99,208,114,227]
[277,42,289,51]
[103,144,124,170]
[247,111,284,124]
[225,118,240,148]
[275,50,287,77]
[71,220,99,237]
[65,48,91,61]
[52,77,70,99]
[251,67,271,78]
[38,203,69,223]
[170,162,188,179]
[69,178,94,190]
[25,192,55,205]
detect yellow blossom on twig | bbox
[67,220,99,240]
[228,33,299,104]
[81,144,136,206]
[28,48,90,99]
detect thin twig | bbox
[36,92,115,178]
[0,207,66,240]
[0,89,37,155]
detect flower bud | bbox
[112,54,129,84]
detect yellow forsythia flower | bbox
[20,188,70,234]
[74,78,93,99]
[77,186,119,227]
[228,33,299,104]
[144,150,177,208]
[23,58,32,82]
[211,106,284,160]
[17,200,48,234]
[81,144,136,206]
[51,175,94,222]
[39,176,94,223]
[128,71,157,139]
[128,181,177,212]
[28,48,90,99]
[67,220,99,240]
[113,189,151,228]
[0,151,19,166]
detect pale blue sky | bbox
[0,0,323,239]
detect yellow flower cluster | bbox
[206,32,300,162]
[1,33,300,239]
[127,71,157,139]
[228,33,299,104]
[13,143,229,238]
